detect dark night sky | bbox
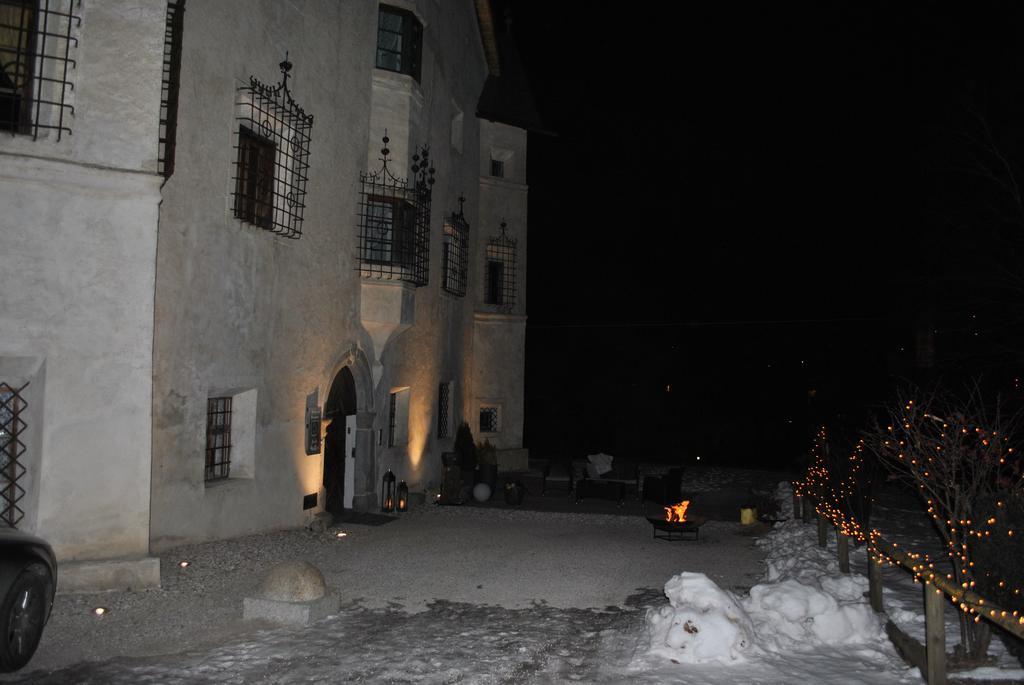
[499,2,1024,465]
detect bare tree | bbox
[864,384,1023,663]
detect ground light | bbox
[93,607,108,616]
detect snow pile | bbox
[646,572,757,663]
[647,482,884,666]
[746,576,880,648]
[776,480,794,519]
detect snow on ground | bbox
[635,484,919,684]
[5,471,1023,683]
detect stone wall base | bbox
[58,556,161,593]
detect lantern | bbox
[396,480,409,512]
[381,469,396,512]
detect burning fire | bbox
[664,500,690,522]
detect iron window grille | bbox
[233,54,313,239]
[437,382,450,439]
[205,396,232,481]
[484,221,516,311]
[387,392,397,448]
[479,406,499,434]
[0,382,28,527]
[442,195,469,297]
[0,0,79,140]
[158,0,185,178]
[375,5,422,82]
[358,133,435,285]
[490,159,504,178]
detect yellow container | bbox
[740,507,758,525]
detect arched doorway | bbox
[323,366,357,515]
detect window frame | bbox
[0,0,79,140]
[0,0,37,134]
[365,193,416,267]
[233,125,276,230]
[479,404,500,435]
[375,4,423,82]
[437,381,451,439]
[204,396,233,482]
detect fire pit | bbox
[647,500,704,541]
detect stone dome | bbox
[256,561,327,602]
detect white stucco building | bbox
[0,0,539,590]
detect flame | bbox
[664,500,690,522]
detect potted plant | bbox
[503,479,526,505]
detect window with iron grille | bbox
[375,5,422,82]
[442,196,468,297]
[484,221,516,311]
[0,0,79,140]
[358,134,435,285]
[234,127,275,229]
[205,397,232,481]
[387,391,397,447]
[0,382,28,527]
[437,382,450,439]
[158,0,185,178]
[490,159,504,178]
[479,405,499,434]
[233,55,313,239]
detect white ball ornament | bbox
[472,482,492,502]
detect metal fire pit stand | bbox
[647,517,702,541]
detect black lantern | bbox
[381,469,396,512]
[396,480,409,512]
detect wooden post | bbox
[817,514,828,548]
[924,581,947,685]
[792,491,801,519]
[868,554,884,613]
[837,531,849,573]
[802,497,813,524]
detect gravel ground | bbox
[2,504,771,682]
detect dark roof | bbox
[476,30,552,135]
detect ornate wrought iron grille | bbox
[158,0,185,178]
[442,195,469,297]
[204,396,232,481]
[479,406,498,434]
[358,133,435,285]
[437,382,450,439]
[233,55,313,239]
[0,382,28,527]
[484,221,516,311]
[0,0,79,140]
